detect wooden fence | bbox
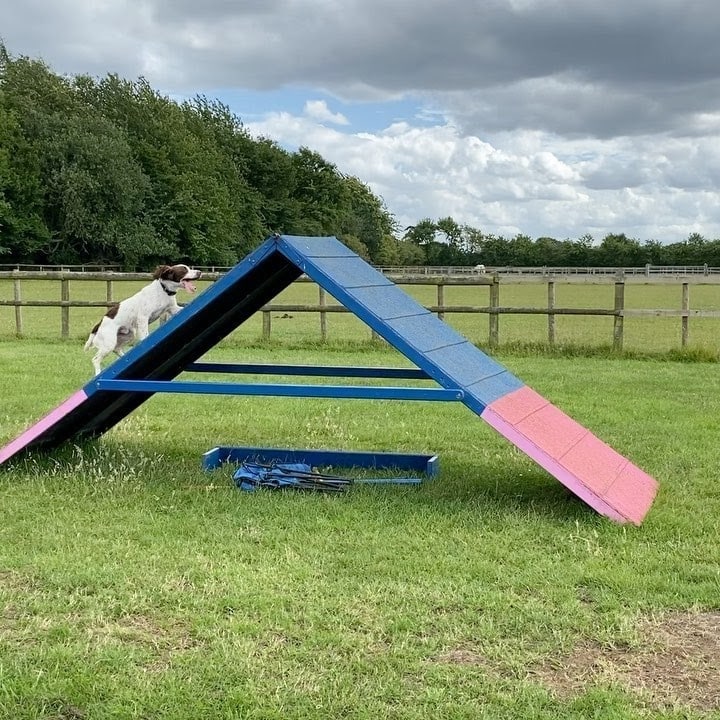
[2,269,720,349]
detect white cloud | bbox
[303,100,349,126]
[245,109,720,241]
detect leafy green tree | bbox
[39,113,158,265]
[242,136,300,236]
[340,234,370,260]
[289,148,357,238]
[375,235,403,266]
[435,216,462,248]
[396,239,426,265]
[508,234,536,265]
[563,234,595,266]
[403,218,437,246]
[479,235,512,266]
[597,233,643,266]
[0,99,32,257]
[534,236,566,266]
[641,239,664,265]
[179,96,265,259]
[338,175,395,260]
[0,48,54,260]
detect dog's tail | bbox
[84,320,102,351]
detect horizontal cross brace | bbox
[185,362,430,379]
[94,378,464,402]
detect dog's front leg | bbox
[136,315,150,341]
[166,300,182,317]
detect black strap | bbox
[159,281,177,296]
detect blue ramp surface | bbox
[278,236,523,414]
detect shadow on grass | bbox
[407,457,597,523]
[2,439,605,527]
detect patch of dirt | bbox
[85,613,199,672]
[434,649,494,667]
[531,611,720,711]
[0,568,37,591]
[0,569,36,632]
[45,701,87,720]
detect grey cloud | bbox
[3,0,720,139]
[436,72,720,139]
[142,0,720,91]
[582,158,652,191]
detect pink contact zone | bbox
[0,389,88,465]
[481,386,658,525]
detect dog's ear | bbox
[153,265,170,280]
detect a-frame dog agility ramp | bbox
[0,235,658,524]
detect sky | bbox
[2,0,720,243]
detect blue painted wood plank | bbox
[281,235,359,259]
[186,362,430,379]
[94,378,464,402]
[202,445,439,476]
[278,236,523,408]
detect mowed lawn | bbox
[1,332,720,719]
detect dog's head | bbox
[153,264,202,293]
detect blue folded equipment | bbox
[233,461,353,493]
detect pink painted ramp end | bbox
[0,389,88,465]
[482,386,658,525]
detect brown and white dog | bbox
[84,264,202,375]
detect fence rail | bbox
[1,270,718,349]
[3,263,720,277]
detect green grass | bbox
[3,277,720,355]
[2,339,720,718]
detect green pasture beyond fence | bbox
[2,270,720,353]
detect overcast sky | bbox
[3,0,720,243]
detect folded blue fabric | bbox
[233,461,352,493]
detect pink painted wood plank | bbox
[561,433,630,495]
[0,390,88,465]
[481,386,658,524]
[603,463,659,526]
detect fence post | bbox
[489,274,500,347]
[61,277,70,339]
[262,310,271,340]
[613,271,625,351]
[437,282,445,320]
[547,280,556,346]
[106,279,114,305]
[12,270,23,335]
[681,282,689,347]
[318,285,328,341]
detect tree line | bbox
[399,218,720,268]
[0,45,395,269]
[2,44,719,270]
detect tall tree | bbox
[289,147,349,236]
[403,218,437,246]
[338,175,395,260]
[597,233,643,267]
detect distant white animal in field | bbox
[83,264,201,375]
[473,264,486,273]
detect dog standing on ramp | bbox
[84,264,202,375]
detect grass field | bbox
[3,276,720,355]
[1,333,720,718]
